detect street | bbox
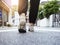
[0,28,60,45]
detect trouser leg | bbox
[29,0,40,24]
[29,0,40,31]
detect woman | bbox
[18,0,40,32]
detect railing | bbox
[52,14,60,27]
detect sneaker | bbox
[28,26,34,32]
[18,29,26,33]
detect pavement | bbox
[34,26,60,32]
[0,26,60,32]
[0,31,60,45]
[0,26,18,32]
[0,26,60,45]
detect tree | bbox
[37,7,44,20]
[43,0,59,18]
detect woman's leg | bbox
[18,0,28,15]
[18,0,28,33]
[29,0,40,31]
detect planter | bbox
[37,18,49,27]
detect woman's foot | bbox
[18,29,26,33]
[28,23,34,32]
[28,29,34,32]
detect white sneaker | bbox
[29,26,34,32]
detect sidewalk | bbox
[34,26,60,32]
[0,26,18,30]
[0,26,60,32]
[0,26,18,32]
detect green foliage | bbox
[38,7,44,20]
[43,0,59,18]
[38,0,60,19]
[38,11,44,20]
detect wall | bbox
[37,15,53,27]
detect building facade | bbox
[0,0,11,26]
